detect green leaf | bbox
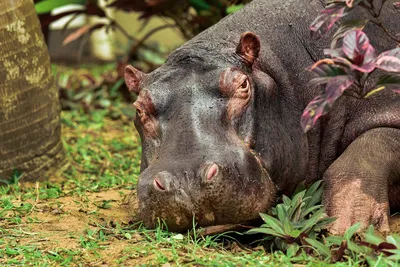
[286,243,300,258]
[276,204,289,223]
[247,227,285,238]
[347,239,371,254]
[226,4,244,14]
[301,205,324,218]
[289,229,301,238]
[364,225,384,245]
[386,235,399,246]
[299,209,325,232]
[35,0,87,14]
[289,197,306,222]
[189,0,211,12]
[344,222,361,240]
[283,217,293,234]
[304,238,332,258]
[304,180,322,199]
[371,74,400,95]
[325,235,344,245]
[259,213,285,235]
[282,195,291,207]
[109,78,125,97]
[314,216,336,230]
[303,181,323,211]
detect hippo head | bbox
[125,32,278,232]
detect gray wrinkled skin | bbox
[129,0,400,233]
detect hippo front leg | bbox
[323,128,400,235]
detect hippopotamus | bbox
[125,0,400,234]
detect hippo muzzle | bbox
[137,152,276,232]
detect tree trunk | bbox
[0,0,67,182]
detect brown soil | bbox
[5,187,400,266]
[5,189,147,266]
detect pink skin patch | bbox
[133,90,159,138]
[154,178,165,191]
[207,164,219,180]
[219,68,251,120]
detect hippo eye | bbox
[220,68,252,120]
[240,79,248,89]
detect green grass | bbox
[1,106,396,266]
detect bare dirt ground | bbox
[7,189,142,265]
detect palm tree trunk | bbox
[0,0,67,182]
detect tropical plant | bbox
[247,181,335,252]
[248,180,400,265]
[301,0,400,132]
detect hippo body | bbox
[126,0,400,233]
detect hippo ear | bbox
[236,32,260,66]
[125,65,144,94]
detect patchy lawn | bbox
[1,108,399,266]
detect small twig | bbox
[109,19,137,41]
[130,24,176,56]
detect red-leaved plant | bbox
[301,0,400,133]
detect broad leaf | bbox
[325,235,344,245]
[342,30,376,67]
[324,48,342,58]
[276,204,289,223]
[301,94,329,133]
[344,222,361,240]
[371,74,400,95]
[325,75,355,102]
[246,227,285,238]
[310,4,346,39]
[308,61,348,87]
[63,23,106,46]
[375,56,400,72]
[35,0,86,14]
[301,75,355,132]
[304,238,332,257]
[259,213,285,235]
[331,19,368,48]
[375,48,400,73]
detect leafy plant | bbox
[34,0,250,65]
[248,180,400,265]
[247,181,335,252]
[53,64,136,118]
[301,0,400,132]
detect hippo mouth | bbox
[136,155,277,232]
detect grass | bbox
[1,68,398,265]
[0,107,338,266]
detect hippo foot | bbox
[324,179,390,235]
[322,128,400,235]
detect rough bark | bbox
[0,0,67,182]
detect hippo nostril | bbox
[206,163,219,180]
[154,177,166,191]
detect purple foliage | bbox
[375,48,400,73]
[310,4,346,39]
